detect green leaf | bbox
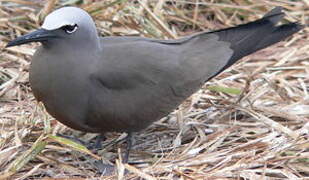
[61,0,83,6]
[207,85,242,95]
[296,158,309,163]
[280,151,296,156]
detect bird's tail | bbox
[212,7,303,72]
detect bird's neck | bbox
[42,37,101,53]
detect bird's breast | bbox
[29,47,95,132]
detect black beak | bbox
[6,29,58,48]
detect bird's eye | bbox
[61,24,78,34]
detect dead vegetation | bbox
[0,0,308,179]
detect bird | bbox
[6,6,303,163]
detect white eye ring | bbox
[61,24,78,34]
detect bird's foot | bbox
[122,132,132,164]
[100,132,133,163]
[93,160,116,176]
[56,133,133,175]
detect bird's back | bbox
[85,7,302,133]
[85,34,233,132]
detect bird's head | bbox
[6,7,100,49]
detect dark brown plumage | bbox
[6,7,303,163]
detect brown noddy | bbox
[6,7,303,163]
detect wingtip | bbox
[5,42,13,48]
[294,23,305,32]
[288,22,305,31]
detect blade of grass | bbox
[207,85,242,95]
[47,135,101,160]
[0,134,47,179]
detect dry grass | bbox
[0,0,308,179]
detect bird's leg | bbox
[122,132,132,164]
[93,133,132,175]
[92,134,106,150]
